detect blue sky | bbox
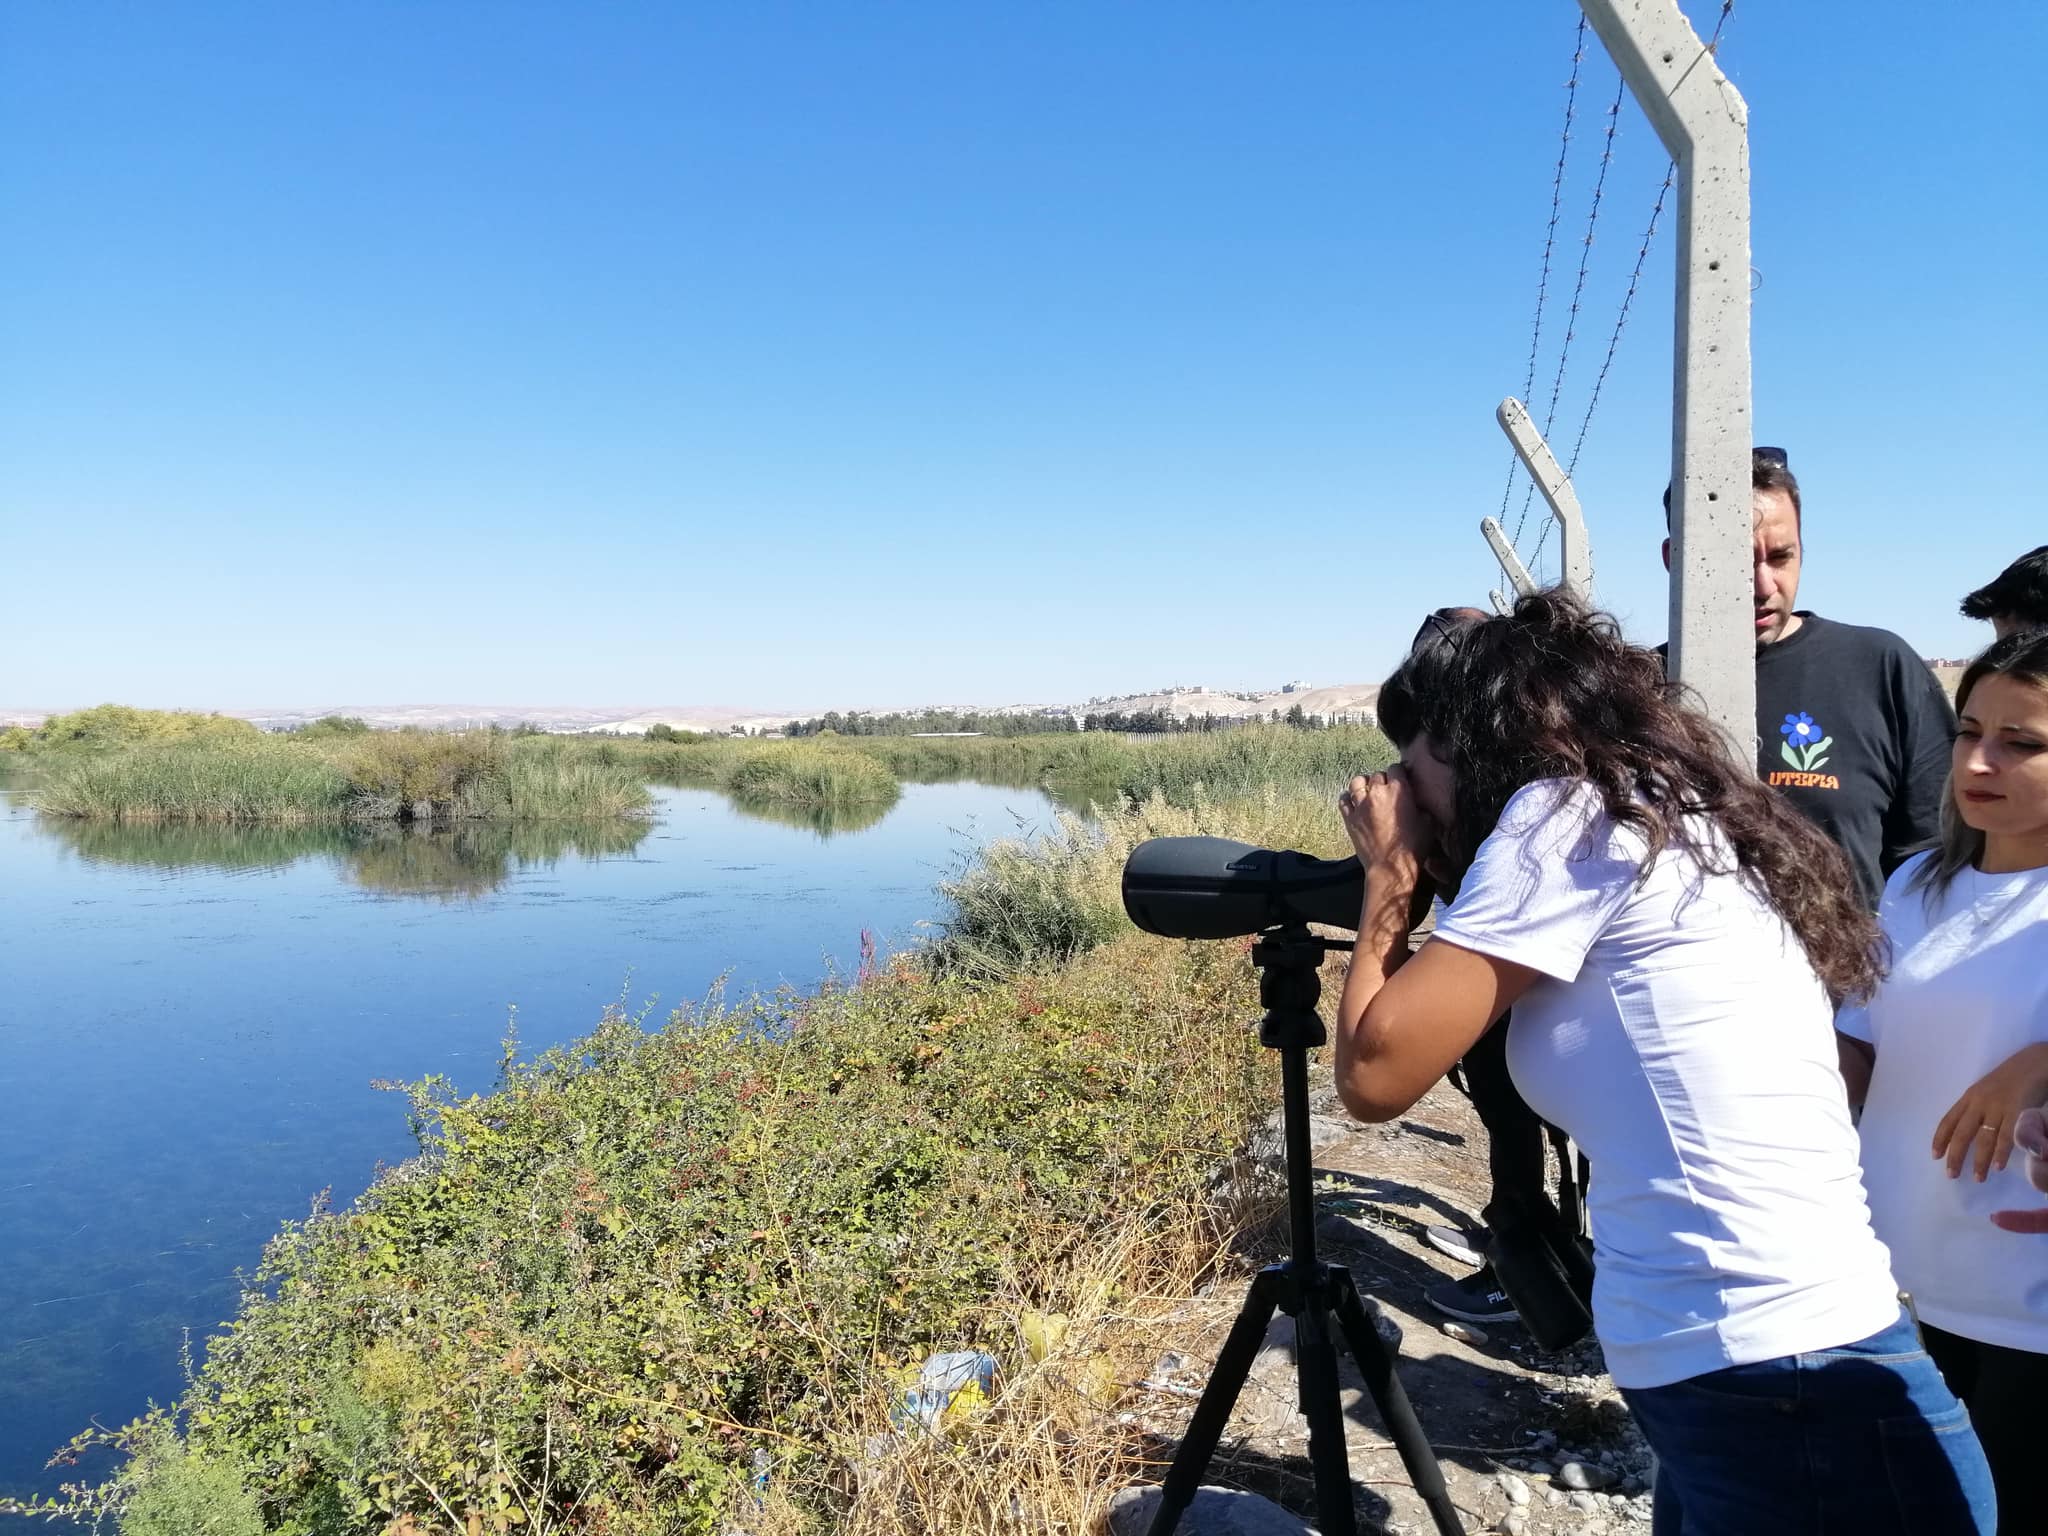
[3,2,2041,711]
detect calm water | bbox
[0,778,1061,1499]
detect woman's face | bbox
[1398,731,1457,839]
[1953,674,2048,841]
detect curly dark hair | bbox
[1378,589,1883,1003]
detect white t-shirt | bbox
[1836,851,2048,1352]
[1433,779,1901,1389]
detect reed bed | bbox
[720,743,903,808]
[34,732,652,823]
[32,741,354,822]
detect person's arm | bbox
[1331,774,1590,1124]
[1882,650,1956,875]
[1932,1044,2048,1181]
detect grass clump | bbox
[722,743,902,809]
[33,730,653,824]
[18,934,1272,1535]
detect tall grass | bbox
[33,742,353,822]
[1109,724,1390,803]
[721,743,901,808]
[505,751,655,819]
[36,732,652,823]
[629,725,1389,807]
[933,783,1351,979]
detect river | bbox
[0,774,1063,1502]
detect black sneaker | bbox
[1425,1265,1520,1324]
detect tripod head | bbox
[1249,924,1351,1052]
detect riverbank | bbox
[4,761,1671,1536]
[0,784,1332,1530]
[3,774,1657,1536]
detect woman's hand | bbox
[1338,768,1432,876]
[1991,1109,2048,1232]
[1932,1044,2048,1182]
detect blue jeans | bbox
[1620,1309,1995,1536]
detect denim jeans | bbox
[1620,1309,1995,1536]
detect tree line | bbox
[784,710,1079,737]
[778,705,1368,737]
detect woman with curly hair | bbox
[1333,591,1992,1536]
[1836,628,2048,1533]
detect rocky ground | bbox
[1110,1076,1654,1536]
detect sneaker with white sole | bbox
[1423,1224,1484,1268]
[1425,1265,1519,1324]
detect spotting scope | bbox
[1120,837,1365,940]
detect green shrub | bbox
[117,1425,267,1536]
[293,715,373,740]
[30,704,263,750]
[341,730,511,819]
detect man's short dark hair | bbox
[1662,447,1801,526]
[1960,545,2048,626]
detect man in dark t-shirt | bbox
[1664,448,1953,909]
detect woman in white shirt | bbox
[1837,628,2048,1533]
[1332,591,1993,1536]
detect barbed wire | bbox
[1527,160,1669,570]
[1495,15,1587,541]
[1521,0,1737,576]
[1513,70,1625,560]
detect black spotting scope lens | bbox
[1120,837,1365,941]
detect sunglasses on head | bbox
[1755,446,1789,468]
[1412,608,1476,655]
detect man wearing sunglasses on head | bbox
[1663,446,1954,911]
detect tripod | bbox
[1146,925,1463,1536]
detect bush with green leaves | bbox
[27,704,264,750]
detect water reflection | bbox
[35,815,652,900]
[723,790,898,838]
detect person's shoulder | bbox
[1489,778,1623,861]
[1800,614,1925,668]
[1880,849,1938,908]
[1497,776,1600,830]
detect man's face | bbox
[1752,488,1803,646]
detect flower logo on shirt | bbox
[1780,711,1833,772]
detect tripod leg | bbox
[1294,1295,1359,1536]
[1146,1268,1284,1536]
[1329,1273,1464,1536]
